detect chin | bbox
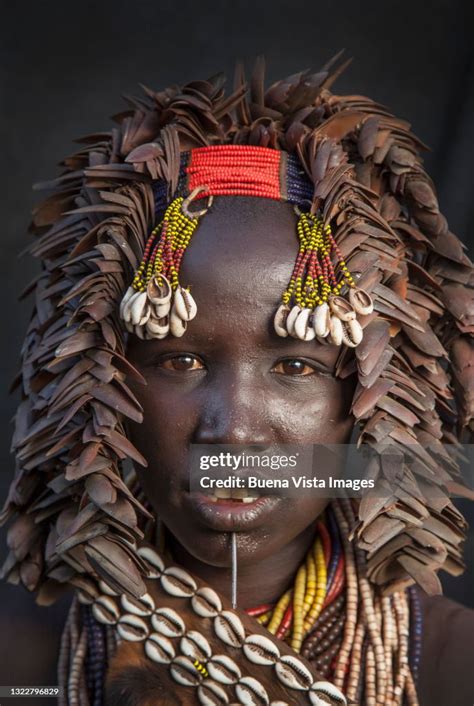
[167,521,275,569]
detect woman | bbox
[1,55,473,705]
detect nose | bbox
[193,373,273,449]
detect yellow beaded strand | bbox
[281,212,355,309]
[267,589,292,635]
[302,553,317,620]
[256,610,273,626]
[261,532,329,653]
[290,563,307,651]
[131,197,200,294]
[302,538,327,633]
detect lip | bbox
[185,492,283,531]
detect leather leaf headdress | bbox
[1,54,473,604]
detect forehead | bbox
[180,196,298,313]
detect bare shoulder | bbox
[417,592,474,706]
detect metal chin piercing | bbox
[231,532,238,610]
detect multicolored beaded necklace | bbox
[245,503,423,700]
[71,499,423,706]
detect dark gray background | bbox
[1,0,473,693]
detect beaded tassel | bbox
[119,195,206,340]
[273,210,373,347]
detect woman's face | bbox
[125,198,355,567]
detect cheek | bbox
[128,379,199,450]
[124,382,201,514]
[270,377,355,443]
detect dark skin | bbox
[125,197,474,706]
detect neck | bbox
[165,524,316,609]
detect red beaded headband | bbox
[187,145,283,200]
[151,145,314,213]
[120,145,373,345]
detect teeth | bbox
[206,488,260,503]
[232,487,250,499]
[214,488,232,499]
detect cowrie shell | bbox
[170,655,202,687]
[243,634,280,665]
[294,307,315,341]
[309,681,347,705]
[180,630,212,662]
[146,316,169,338]
[191,587,222,618]
[214,610,245,648]
[173,286,197,321]
[235,676,269,706]
[137,546,164,578]
[133,323,146,339]
[154,300,171,318]
[151,607,185,637]
[121,592,154,617]
[130,291,148,326]
[137,301,151,326]
[92,595,119,625]
[341,318,363,347]
[274,304,290,338]
[328,295,356,322]
[207,655,241,685]
[147,274,172,305]
[197,680,229,706]
[161,566,197,597]
[286,305,302,336]
[117,614,149,642]
[313,303,330,338]
[170,309,187,337]
[144,633,175,664]
[275,654,313,690]
[329,315,343,346]
[122,289,143,323]
[349,287,373,315]
[119,286,135,319]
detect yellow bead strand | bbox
[256,610,273,626]
[290,563,307,652]
[267,589,292,635]
[302,553,317,620]
[302,538,327,634]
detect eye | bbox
[272,358,318,376]
[158,354,205,372]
